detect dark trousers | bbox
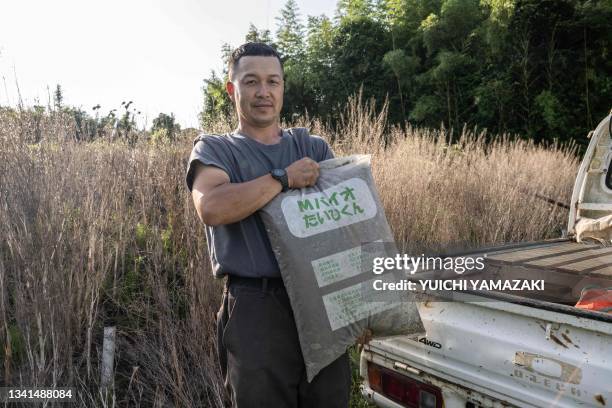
[216,276,351,408]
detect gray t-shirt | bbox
[185,127,334,278]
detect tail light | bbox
[367,362,443,408]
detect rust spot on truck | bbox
[550,334,569,348]
[595,394,606,406]
[513,352,582,384]
[560,333,580,348]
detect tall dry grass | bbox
[0,110,223,406]
[0,98,578,407]
[369,124,576,254]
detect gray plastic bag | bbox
[260,154,423,381]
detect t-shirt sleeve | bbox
[311,134,335,161]
[185,135,233,192]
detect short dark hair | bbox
[228,42,283,80]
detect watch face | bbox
[272,169,285,177]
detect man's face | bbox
[226,56,284,128]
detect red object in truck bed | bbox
[575,287,612,313]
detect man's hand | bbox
[286,157,320,188]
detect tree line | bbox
[200,0,611,146]
[1,85,181,144]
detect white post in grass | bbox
[101,326,116,392]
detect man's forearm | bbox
[199,174,282,226]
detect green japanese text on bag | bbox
[260,154,424,382]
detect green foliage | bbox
[409,94,441,122]
[151,112,180,143]
[383,49,419,121]
[0,324,25,365]
[54,84,63,110]
[326,16,393,120]
[150,128,171,144]
[160,226,173,253]
[200,71,233,129]
[348,345,376,407]
[420,0,483,54]
[200,0,612,146]
[383,50,418,80]
[276,0,305,60]
[245,23,274,45]
[336,0,376,20]
[277,0,310,117]
[535,90,566,131]
[135,222,151,249]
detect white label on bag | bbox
[311,240,385,287]
[281,178,377,238]
[322,278,400,330]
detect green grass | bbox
[349,346,377,408]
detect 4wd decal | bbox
[418,337,442,349]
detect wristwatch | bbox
[270,169,289,192]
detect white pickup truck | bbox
[360,114,612,408]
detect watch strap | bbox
[271,169,289,192]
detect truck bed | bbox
[485,239,612,276]
[422,238,612,309]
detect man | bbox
[185,42,351,407]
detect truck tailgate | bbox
[365,295,612,407]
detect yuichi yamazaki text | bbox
[372,279,545,291]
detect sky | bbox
[0,0,337,129]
